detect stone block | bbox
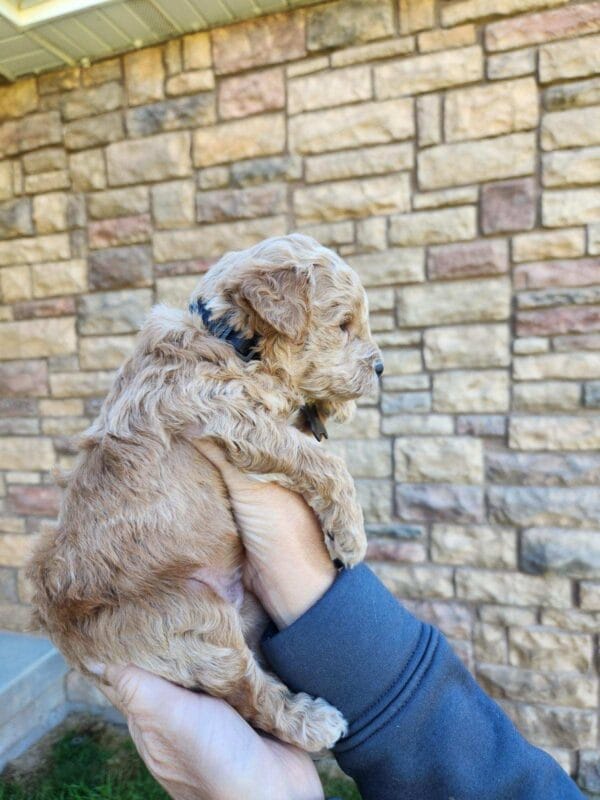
[69,149,106,192]
[0,198,33,239]
[585,381,600,408]
[88,186,149,220]
[32,192,69,234]
[445,78,538,142]
[487,49,535,79]
[152,180,195,229]
[513,381,580,411]
[513,352,600,380]
[456,415,506,437]
[486,451,600,488]
[182,32,211,70]
[0,265,31,304]
[379,349,422,376]
[231,155,301,188]
[522,527,600,579]
[82,57,121,87]
[356,479,392,523]
[424,324,510,369]
[126,94,215,137]
[513,337,549,354]
[13,297,76,320]
[371,562,454,600]
[166,70,215,97]
[543,146,600,187]
[381,391,430,413]
[288,66,371,115]
[325,439,391,479]
[0,437,54,471]
[0,162,12,201]
[509,627,592,672]
[107,132,191,185]
[442,0,566,26]
[397,278,511,326]
[79,335,137,370]
[396,483,484,524]
[0,78,37,119]
[432,524,515,568]
[394,437,483,484]
[581,582,600,610]
[512,228,585,262]
[194,114,284,167]
[517,306,600,337]
[307,143,413,185]
[64,111,124,150]
[418,133,535,189]
[544,76,600,111]
[289,98,414,155]
[456,567,571,608]
[481,179,536,233]
[49,371,115,398]
[39,398,83,416]
[579,751,600,793]
[0,567,18,603]
[298,222,354,249]
[219,67,284,119]
[539,32,600,83]
[328,408,381,440]
[0,112,61,157]
[0,535,38,567]
[89,245,153,290]
[7,484,60,516]
[212,11,305,74]
[31,260,87,298]
[60,82,122,121]
[0,360,47,397]
[543,188,600,226]
[416,94,441,146]
[366,538,426,564]
[389,206,476,246]
[433,370,510,413]
[77,289,152,335]
[427,239,508,280]
[197,185,286,224]
[39,66,80,94]
[414,187,479,210]
[295,174,410,223]
[0,317,76,359]
[330,36,415,68]
[155,275,199,306]
[306,0,394,50]
[88,215,153,250]
[346,249,424,287]
[374,45,482,97]
[124,47,164,106]
[477,664,598,710]
[418,23,475,51]
[473,622,507,664]
[515,257,600,290]
[510,416,600,450]
[154,217,286,262]
[542,106,600,150]
[23,170,70,194]
[486,3,600,51]
[488,486,600,527]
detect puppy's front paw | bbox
[292,697,348,753]
[323,501,367,568]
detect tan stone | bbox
[389,206,476,246]
[193,114,285,167]
[151,180,195,229]
[79,335,137,370]
[49,370,115,398]
[0,437,54,470]
[32,192,68,234]
[0,79,37,120]
[287,57,329,77]
[166,70,214,96]
[288,66,371,115]
[82,57,121,87]
[0,233,70,267]
[212,11,305,74]
[153,217,287,262]
[69,149,106,191]
[298,221,354,248]
[581,582,600,610]
[326,439,391,479]
[88,186,149,220]
[294,174,410,223]
[0,535,38,567]
[418,23,475,51]
[330,36,415,68]
[39,398,83,417]
[433,370,510,413]
[514,353,600,380]
[305,143,413,184]
[543,147,600,188]
[445,78,538,142]
[31,260,87,298]
[590,224,600,256]
[328,407,381,440]
[442,0,567,27]
[542,107,600,150]
[413,187,479,209]
[417,94,441,146]
[513,382,581,412]
[379,348,422,375]
[539,33,600,83]
[219,68,283,119]
[182,32,212,70]
[397,278,510,326]
[289,98,414,154]
[0,266,31,304]
[346,248,425,287]
[487,48,536,80]
[357,218,387,252]
[395,437,483,483]
[418,133,536,189]
[432,525,516,569]
[0,162,12,201]
[487,3,600,51]
[543,189,600,226]
[155,276,199,306]
[124,47,164,105]
[424,324,510,369]
[374,45,483,98]
[306,0,394,50]
[509,628,592,673]
[106,132,192,186]
[0,317,76,359]
[509,416,600,450]
[512,228,586,261]
[23,170,70,194]
[372,563,454,600]
[60,82,123,121]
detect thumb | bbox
[86,662,152,716]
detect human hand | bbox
[94,662,325,800]
[196,440,336,629]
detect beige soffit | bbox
[0,0,319,82]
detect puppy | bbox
[27,233,383,752]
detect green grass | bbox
[0,720,360,800]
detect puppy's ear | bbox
[240,266,309,343]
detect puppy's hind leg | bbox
[119,588,347,753]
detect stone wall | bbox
[0,0,599,791]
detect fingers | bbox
[86,662,165,717]
[195,440,256,489]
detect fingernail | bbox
[85,661,106,677]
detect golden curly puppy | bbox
[28,233,383,752]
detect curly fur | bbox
[27,233,382,752]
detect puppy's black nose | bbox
[374,360,384,376]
